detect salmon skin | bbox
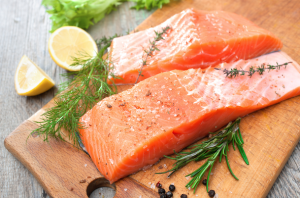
[79,51,300,183]
[108,8,282,84]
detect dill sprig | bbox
[30,26,170,144]
[157,117,249,193]
[135,26,171,83]
[30,35,118,145]
[215,62,292,78]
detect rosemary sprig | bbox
[157,118,249,193]
[30,35,118,145]
[135,26,171,83]
[215,62,292,78]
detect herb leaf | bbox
[215,62,292,78]
[135,26,171,83]
[157,117,249,192]
[30,35,119,145]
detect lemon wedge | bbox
[48,26,98,71]
[15,55,55,96]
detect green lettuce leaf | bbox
[42,0,123,32]
[42,0,171,33]
[129,0,170,10]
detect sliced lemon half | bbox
[15,55,55,96]
[48,26,98,71]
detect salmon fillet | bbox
[79,51,300,183]
[109,9,282,84]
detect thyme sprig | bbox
[30,35,119,145]
[135,26,171,83]
[96,34,121,51]
[157,118,249,193]
[215,62,292,78]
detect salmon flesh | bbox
[109,9,282,84]
[79,52,300,183]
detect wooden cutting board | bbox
[5,0,300,197]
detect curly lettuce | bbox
[42,0,170,32]
[130,0,170,10]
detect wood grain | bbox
[2,0,300,198]
[4,120,157,198]
[131,97,300,197]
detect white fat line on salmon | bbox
[218,60,250,107]
[198,68,222,108]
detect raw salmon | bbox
[108,8,283,84]
[79,51,300,183]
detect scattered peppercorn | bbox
[156,181,162,188]
[208,190,215,197]
[202,179,207,185]
[166,191,173,198]
[146,90,151,96]
[180,194,188,198]
[160,194,167,198]
[158,188,166,195]
[169,184,175,192]
[106,104,112,108]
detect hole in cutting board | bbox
[89,187,116,198]
[87,178,116,197]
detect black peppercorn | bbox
[158,188,166,195]
[166,191,173,198]
[208,190,215,197]
[169,184,175,192]
[202,179,207,185]
[180,194,188,198]
[160,194,167,198]
[156,181,162,188]
[106,104,112,108]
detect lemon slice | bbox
[48,26,98,71]
[15,55,55,96]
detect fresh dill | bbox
[30,26,171,144]
[30,35,119,145]
[135,26,171,83]
[157,117,249,193]
[215,62,292,78]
